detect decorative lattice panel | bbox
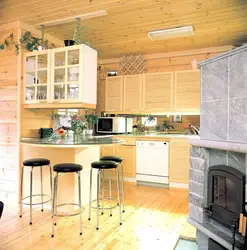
[119,53,147,75]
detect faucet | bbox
[189,124,200,135]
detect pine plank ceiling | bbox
[0,0,247,59]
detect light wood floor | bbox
[0,182,196,250]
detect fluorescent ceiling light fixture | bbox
[36,10,108,27]
[148,26,194,41]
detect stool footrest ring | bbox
[21,194,51,206]
[90,197,120,210]
[54,203,84,217]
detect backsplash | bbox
[133,115,200,131]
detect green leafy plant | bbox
[0,31,55,55]
[85,113,99,130]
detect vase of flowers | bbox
[70,114,87,141]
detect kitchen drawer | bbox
[120,137,136,145]
[0,190,17,203]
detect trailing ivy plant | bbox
[0,31,54,55]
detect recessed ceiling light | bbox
[35,10,108,27]
[148,26,194,41]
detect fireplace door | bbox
[208,165,245,227]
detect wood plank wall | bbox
[97,50,228,113]
[0,27,19,202]
[20,26,54,139]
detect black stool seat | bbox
[100,156,123,163]
[23,158,50,167]
[53,163,83,173]
[91,160,118,169]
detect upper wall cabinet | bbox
[24,50,50,104]
[123,75,143,112]
[104,70,200,113]
[23,44,97,108]
[174,70,200,112]
[105,76,123,111]
[143,72,173,112]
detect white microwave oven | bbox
[96,117,133,134]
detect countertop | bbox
[20,133,199,148]
[20,136,124,148]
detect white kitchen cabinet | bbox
[23,50,50,104]
[23,44,97,106]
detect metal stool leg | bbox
[29,167,33,225]
[54,173,58,226]
[109,174,112,217]
[88,168,93,220]
[51,173,58,237]
[116,168,122,226]
[40,166,44,212]
[49,165,52,202]
[19,166,24,218]
[101,170,104,215]
[121,162,125,213]
[96,169,100,230]
[78,171,82,235]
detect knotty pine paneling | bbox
[0,27,19,201]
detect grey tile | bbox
[189,181,204,197]
[190,157,205,171]
[190,147,208,159]
[189,193,204,208]
[189,169,204,184]
[209,149,227,166]
[201,100,228,141]
[229,97,247,142]
[228,151,246,172]
[196,230,209,250]
[230,50,247,98]
[201,58,228,102]
[189,203,204,223]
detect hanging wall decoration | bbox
[119,53,147,75]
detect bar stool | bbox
[100,156,125,212]
[88,160,122,230]
[51,163,83,237]
[19,158,52,225]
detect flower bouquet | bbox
[70,114,87,136]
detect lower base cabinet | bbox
[101,144,136,178]
[100,138,191,184]
[169,140,191,184]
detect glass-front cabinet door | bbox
[24,51,50,104]
[51,46,82,103]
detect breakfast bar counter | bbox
[20,136,123,211]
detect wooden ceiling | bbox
[0,0,247,59]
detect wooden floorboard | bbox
[0,182,196,250]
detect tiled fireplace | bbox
[188,45,247,250]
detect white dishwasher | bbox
[136,140,169,185]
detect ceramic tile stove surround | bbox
[188,45,247,250]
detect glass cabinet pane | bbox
[26,56,36,71]
[25,87,35,101]
[37,70,47,84]
[68,67,79,82]
[67,84,79,99]
[54,68,65,83]
[68,50,79,65]
[54,85,65,100]
[37,86,47,100]
[54,51,65,66]
[37,54,48,69]
[26,72,36,85]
